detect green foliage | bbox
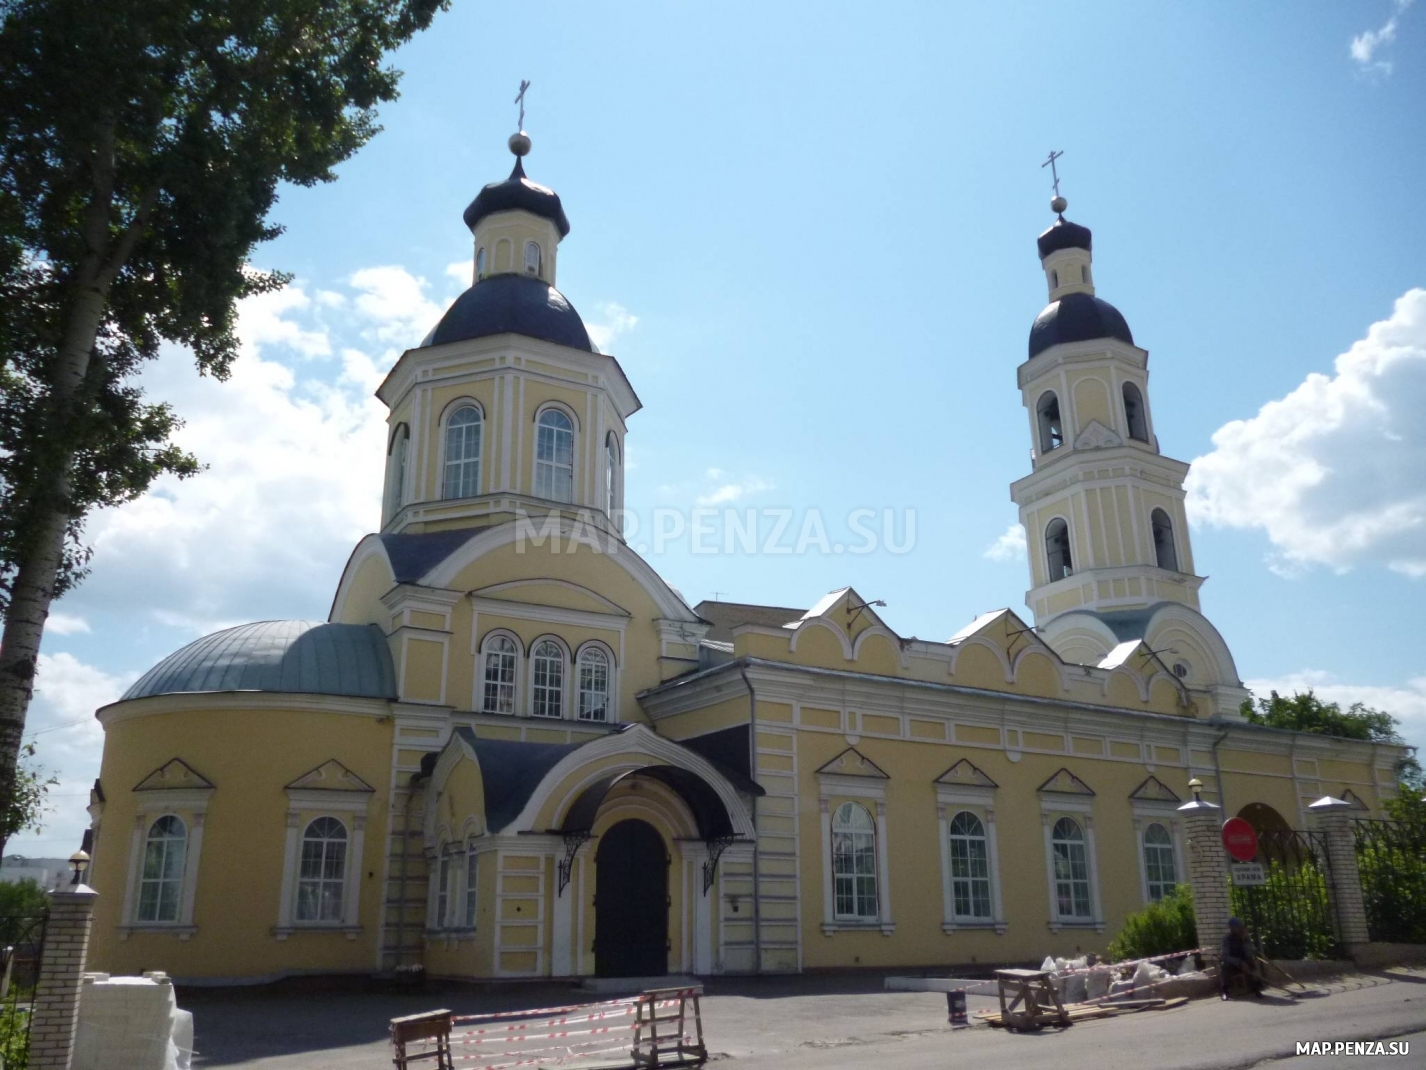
[1355,823,1426,944]
[0,1001,31,1070]
[1106,884,1198,962]
[1,744,56,847]
[1229,859,1336,960]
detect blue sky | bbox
[17,2,1426,856]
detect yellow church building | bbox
[84,132,1406,983]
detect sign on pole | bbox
[1230,862,1266,886]
[1221,817,1259,863]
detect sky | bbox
[14,1,1426,858]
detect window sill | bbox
[273,925,363,941]
[942,921,1007,935]
[117,925,196,942]
[821,922,896,936]
[1046,920,1105,934]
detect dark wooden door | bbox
[595,819,669,978]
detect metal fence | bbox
[0,913,48,1069]
[1353,818,1426,945]
[1228,828,1338,960]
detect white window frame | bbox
[1150,508,1179,572]
[817,773,894,935]
[524,240,542,276]
[831,801,878,922]
[464,842,479,928]
[1041,797,1104,931]
[135,815,188,925]
[385,423,410,523]
[120,787,211,939]
[1036,391,1063,454]
[936,783,1005,934]
[442,403,484,501]
[433,849,454,930]
[528,635,568,719]
[604,432,620,519]
[1044,516,1074,581]
[478,630,521,715]
[1131,800,1186,907]
[276,789,369,938]
[475,246,487,279]
[533,406,576,504]
[296,816,350,924]
[575,642,614,723]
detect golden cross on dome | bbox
[1042,149,1065,197]
[514,79,531,131]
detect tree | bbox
[0,0,446,830]
[0,742,56,856]
[1241,689,1422,798]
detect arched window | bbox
[1045,518,1073,579]
[480,634,518,714]
[948,811,992,920]
[605,433,619,518]
[1123,382,1148,442]
[442,405,483,500]
[530,639,565,718]
[435,851,453,928]
[296,817,348,922]
[831,801,878,920]
[577,647,610,722]
[1051,269,1059,289]
[1051,817,1092,920]
[524,241,541,275]
[1081,264,1091,284]
[534,409,575,503]
[464,845,478,926]
[137,815,187,923]
[1036,392,1063,453]
[1151,508,1178,571]
[386,424,410,520]
[475,247,487,279]
[1143,823,1177,901]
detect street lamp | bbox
[68,849,90,887]
[1187,777,1204,802]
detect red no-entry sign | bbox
[1222,817,1259,862]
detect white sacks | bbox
[73,972,193,1070]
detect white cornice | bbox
[1017,337,1150,387]
[98,691,393,727]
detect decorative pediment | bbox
[1341,788,1370,811]
[1038,768,1095,796]
[134,758,213,792]
[934,759,998,789]
[1073,419,1124,451]
[816,747,889,779]
[285,759,375,793]
[1130,775,1181,803]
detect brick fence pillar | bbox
[30,885,98,1070]
[1177,792,1229,959]
[1307,796,1371,954]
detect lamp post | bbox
[68,849,90,887]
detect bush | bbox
[1106,884,1198,962]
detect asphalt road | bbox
[181,967,1426,1070]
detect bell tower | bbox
[1009,194,1204,627]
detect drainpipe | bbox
[1210,729,1230,817]
[740,668,762,976]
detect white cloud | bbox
[445,260,471,286]
[348,266,449,347]
[1351,0,1414,75]
[1186,288,1426,578]
[237,286,331,359]
[984,523,1027,563]
[696,474,773,507]
[586,302,639,352]
[1244,670,1426,757]
[45,612,90,635]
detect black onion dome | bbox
[463,158,570,237]
[1037,215,1092,259]
[421,273,592,351]
[1029,292,1133,358]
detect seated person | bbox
[1220,918,1265,999]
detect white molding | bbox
[99,691,391,726]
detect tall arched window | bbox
[464,845,478,926]
[524,241,542,275]
[137,815,187,923]
[386,424,410,521]
[534,409,575,502]
[1123,382,1148,442]
[475,247,487,279]
[1151,508,1178,571]
[435,851,453,928]
[442,405,483,500]
[1036,392,1063,453]
[1045,518,1073,579]
[480,634,518,714]
[530,639,565,718]
[296,817,348,922]
[577,647,610,722]
[831,801,878,920]
[1051,817,1092,920]
[948,811,992,920]
[1143,823,1177,901]
[605,433,619,518]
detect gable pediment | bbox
[1130,775,1180,803]
[934,759,998,789]
[285,759,375,793]
[1341,788,1370,811]
[134,758,213,792]
[1038,767,1095,796]
[816,747,889,779]
[1073,419,1124,451]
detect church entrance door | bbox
[594,819,669,978]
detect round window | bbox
[1172,661,1190,680]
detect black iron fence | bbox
[1353,818,1426,945]
[0,913,47,1069]
[1228,828,1338,960]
